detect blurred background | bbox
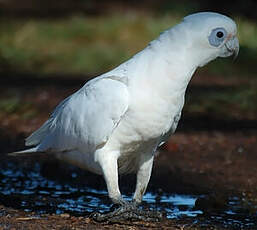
[0,1,257,227]
[0,0,256,153]
[0,0,256,139]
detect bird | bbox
[10,12,239,221]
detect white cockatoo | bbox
[11,12,239,220]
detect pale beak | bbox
[225,37,239,60]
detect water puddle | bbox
[0,160,256,228]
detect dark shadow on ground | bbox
[178,116,257,132]
[0,72,90,88]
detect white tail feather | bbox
[8,147,39,156]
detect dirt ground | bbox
[0,74,256,229]
[0,130,256,229]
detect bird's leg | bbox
[92,152,162,222]
[133,153,154,204]
[95,150,122,204]
[93,150,132,221]
[127,153,162,221]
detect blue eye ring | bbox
[208,27,227,47]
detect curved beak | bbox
[225,37,239,60]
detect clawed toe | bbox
[92,202,163,222]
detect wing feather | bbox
[26,77,129,153]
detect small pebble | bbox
[84,217,90,223]
[60,213,70,218]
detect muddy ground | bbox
[0,74,256,229]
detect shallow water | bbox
[0,160,256,228]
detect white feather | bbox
[10,12,239,202]
[23,76,129,156]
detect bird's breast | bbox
[103,83,185,174]
[108,91,183,153]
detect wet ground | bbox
[0,74,256,229]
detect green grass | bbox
[0,14,180,75]
[0,13,256,120]
[0,97,21,113]
[0,96,37,119]
[0,13,256,76]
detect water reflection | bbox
[0,160,256,228]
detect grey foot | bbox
[92,202,163,223]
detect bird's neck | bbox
[109,25,215,97]
[126,26,216,96]
[126,41,197,96]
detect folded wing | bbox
[25,77,129,154]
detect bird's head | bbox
[178,12,239,67]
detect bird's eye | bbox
[216,31,224,38]
[208,27,227,47]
